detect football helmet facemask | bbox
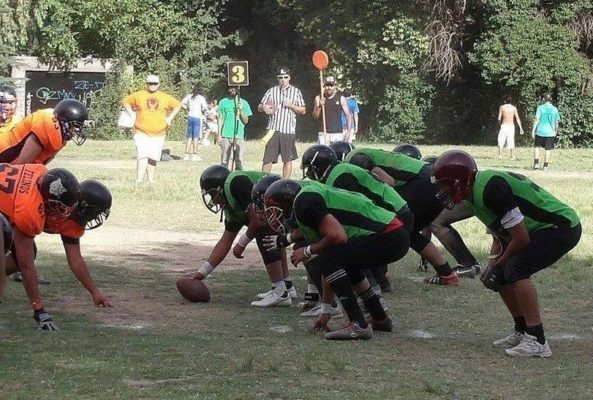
[54,99,89,145]
[301,145,338,182]
[77,180,112,230]
[263,179,302,235]
[200,165,230,214]
[432,150,478,210]
[251,174,281,222]
[38,168,81,220]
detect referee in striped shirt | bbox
[259,66,306,178]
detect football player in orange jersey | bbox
[6,179,113,308]
[0,98,88,165]
[0,164,81,330]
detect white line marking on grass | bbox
[102,322,150,330]
[270,325,293,334]
[548,333,583,340]
[408,329,437,339]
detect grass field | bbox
[1,139,592,400]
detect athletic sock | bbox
[543,162,549,168]
[525,324,546,345]
[534,158,539,165]
[359,287,387,321]
[271,280,287,296]
[513,316,527,334]
[326,269,367,327]
[434,262,453,277]
[284,279,293,290]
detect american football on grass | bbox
[176,276,211,303]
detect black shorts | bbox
[534,135,555,150]
[255,226,283,265]
[262,131,298,164]
[395,177,443,231]
[503,224,581,284]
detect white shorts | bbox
[318,132,345,145]
[134,131,166,161]
[497,124,515,148]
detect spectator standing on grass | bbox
[181,85,208,161]
[433,150,581,358]
[203,100,218,146]
[497,95,523,160]
[122,74,182,183]
[259,66,306,178]
[341,88,359,142]
[312,76,352,144]
[0,84,21,137]
[531,93,560,171]
[217,86,252,170]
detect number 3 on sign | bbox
[227,61,249,86]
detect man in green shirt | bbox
[432,150,581,358]
[217,86,253,170]
[531,93,560,170]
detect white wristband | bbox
[237,234,252,248]
[320,303,333,314]
[286,233,294,244]
[198,262,214,277]
[303,245,312,258]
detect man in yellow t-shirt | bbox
[0,85,22,137]
[122,75,182,183]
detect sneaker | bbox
[325,322,373,340]
[12,272,51,285]
[424,272,459,286]
[452,264,477,278]
[256,286,297,300]
[367,316,394,332]
[301,300,318,312]
[543,166,548,171]
[493,330,525,348]
[378,279,394,293]
[505,334,552,358]
[533,164,540,170]
[300,303,343,318]
[250,291,292,307]
[417,257,430,272]
[183,153,190,161]
[191,154,202,161]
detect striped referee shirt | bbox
[260,85,305,134]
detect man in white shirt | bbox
[181,85,208,161]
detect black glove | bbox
[34,309,59,331]
[480,265,505,292]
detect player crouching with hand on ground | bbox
[432,150,581,357]
[191,166,296,307]
[262,179,410,340]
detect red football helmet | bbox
[432,150,478,209]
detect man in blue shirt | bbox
[341,88,359,143]
[531,93,560,171]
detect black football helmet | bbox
[0,213,13,256]
[432,150,478,209]
[38,168,81,220]
[251,174,281,221]
[263,179,302,235]
[200,165,230,213]
[423,155,438,165]
[393,143,422,160]
[329,141,355,161]
[301,145,338,182]
[347,152,374,171]
[54,99,89,145]
[77,180,112,230]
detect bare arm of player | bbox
[341,97,352,141]
[497,106,503,124]
[514,109,524,134]
[492,221,530,269]
[63,242,112,307]
[371,166,396,187]
[233,205,264,259]
[191,230,238,279]
[290,214,347,266]
[166,104,183,126]
[13,229,44,311]
[12,135,43,164]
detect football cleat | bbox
[452,264,477,278]
[505,334,552,358]
[251,291,292,307]
[424,272,459,286]
[325,322,373,340]
[493,330,525,348]
[256,286,297,300]
[300,303,343,318]
[367,316,394,332]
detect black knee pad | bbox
[147,158,158,166]
[410,230,430,253]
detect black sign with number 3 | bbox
[227,61,249,86]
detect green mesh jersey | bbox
[223,170,267,230]
[324,163,407,213]
[344,147,428,185]
[293,181,396,243]
[466,170,580,239]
